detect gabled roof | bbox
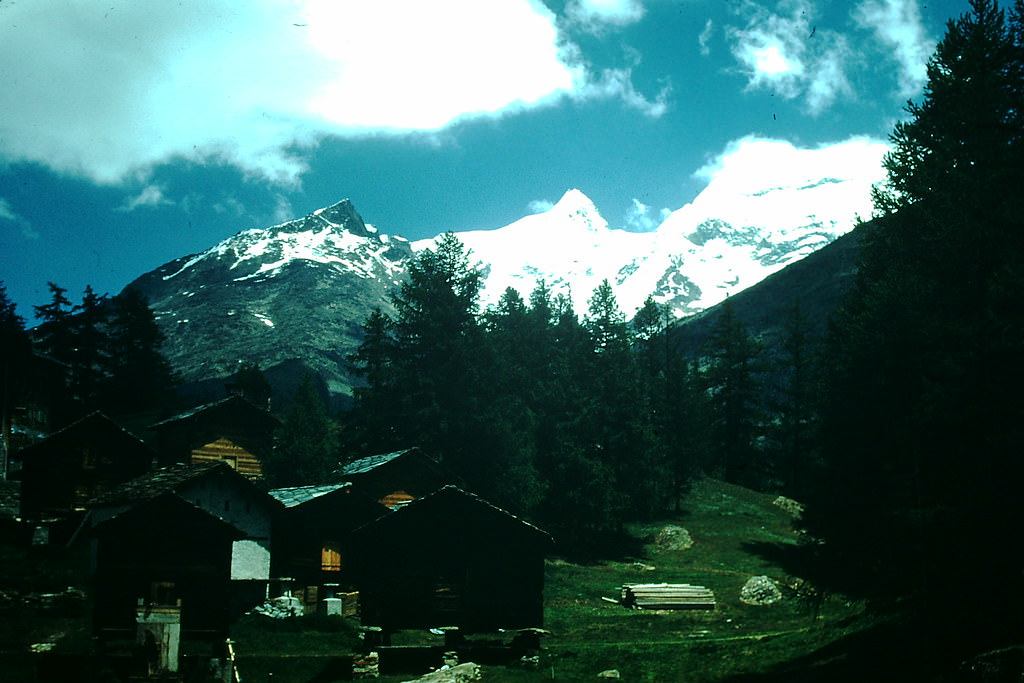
[92,492,245,540]
[88,460,278,509]
[353,485,552,544]
[269,483,350,508]
[338,447,432,477]
[148,395,280,431]
[17,411,154,460]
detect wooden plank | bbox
[621,583,716,610]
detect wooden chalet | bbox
[337,447,453,508]
[268,483,390,613]
[16,411,155,528]
[89,461,282,614]
[351,485,553,633]
[148,395,280,479]
[91,492,243,639]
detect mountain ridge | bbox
[126,168,880,403]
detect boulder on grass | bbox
[740,576,782,606]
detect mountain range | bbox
[126,170,879,406]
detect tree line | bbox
[337,230,789,546]
[0,282,177,431]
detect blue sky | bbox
[0,0,971,316]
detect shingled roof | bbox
[353,485,552,543]
[88,460,231,507]
[268,483,350,508]
[148,395,280,430]
[338,449,413,477]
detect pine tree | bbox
[349,233,486,482]
[770,299,819,497]
[1,283,31,472]
[265,373,340,488]
[346,309,401,452]
[582,281,664,521]
[634,300,706,511]
[805,0,1024,655]
[69,285,109,409]
[228,361,273,408]
[703,299,764,486]
[33,282,75,364]
[102,288,178,415]
[32,282,81,425]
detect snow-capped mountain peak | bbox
[157,199,410,287]
[417,162,880,319]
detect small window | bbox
[379,490,415,508]
[321,542,342,572]
[150,581,176,606]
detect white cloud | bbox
[694,135,889,199]
[115,185,174,213]
[565,0,645,31]
[527,198,556,214]
[0,198,39,240]
[577,68,671,117]
[624,198,670,232]
[0,0,594,187]
[853,0,931,97]
[698,19,714,56]
[271,194,296,225]
[726,0,852,113]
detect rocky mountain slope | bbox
[126,200,410,403]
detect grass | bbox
[537,477,870,682]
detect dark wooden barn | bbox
[17,411,155,524]
[337,447,453,508]
[148,395,279,479]
[89,461,281,614]
[268,483,390,613]
[351,485,552,633]
[91,492,243,639]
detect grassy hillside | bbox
[538,477,867,682]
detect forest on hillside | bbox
[2,0,1022,675]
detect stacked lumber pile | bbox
[620,583,716,610]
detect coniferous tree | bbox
[265,373,340,488]
[32,282,80,425]
[69,285,109,409]
[102,288,177,415]
[635,301,707,511]
[350,233,487,483]
[583,280,663,521]
[805,0,1024,655]
[1,283,31,469]
[33,282,75,364]
[476,287,546,514]
[770,299,819,497]
[346,308,401,452]
[703,298,764,486]
[228,361,273,408]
